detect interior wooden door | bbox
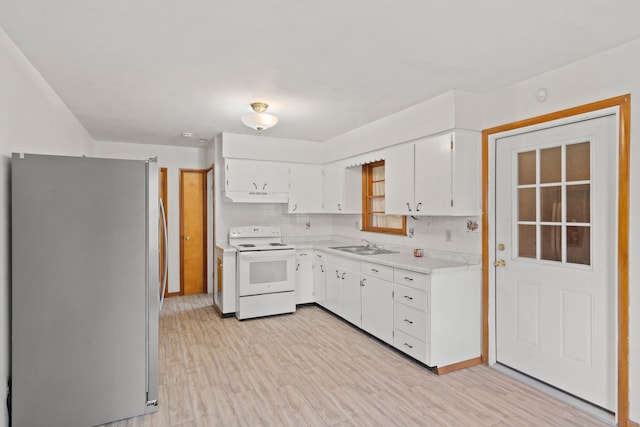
[180,169,207,295]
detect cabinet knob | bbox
[416,202,422,212]
[337,203,342,211]
[252,182,258,189]
[403,295,413,301]
[292,204,297,212]
[406,202,412,212]
[404,276,413,281]
[403,343,413,349]
[296,263,300,271]
[404,319,414,324]
[263,183,267,190]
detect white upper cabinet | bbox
[386,130,480,216]
[288,164,323,213]
[224,159,289,202]
[322,164,362,214]
[385,143,415,214]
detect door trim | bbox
[179,169,208,295]
[482,95,630,424]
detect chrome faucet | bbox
[362,239,378,249]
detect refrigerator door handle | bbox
[159,198,168,310]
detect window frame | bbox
[361,160,407,235]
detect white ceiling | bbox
[2,1,640,146]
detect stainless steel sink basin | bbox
[330,245,397,255]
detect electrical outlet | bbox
[445,229,452,242]
[408,227,414,238]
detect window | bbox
[362,161,406,235]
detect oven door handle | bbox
[238,250,296,259]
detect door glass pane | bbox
[518,151,536,185]
[541,225,562,261]
[518,188,536,221]
[567,226,590,265]
[541,186,562,222]
[540,146,561,183]
[567,184,590,223]
[518,225,536,258]
[566,142,590,182]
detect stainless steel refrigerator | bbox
[11,153,162,427]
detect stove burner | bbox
[269,243,287,246]
[238,244,255,247]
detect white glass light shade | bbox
[241,113,278,133]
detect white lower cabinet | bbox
[318,252,481,372]
[360,262,393,345]
[393,267,481,369]
[313,251,326,307]
[325,255,360,324]
[295,250,314,304]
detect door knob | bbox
[185,235,191,241]
[494,259,506,267]
[498,243,505,251]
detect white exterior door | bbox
[495,114,616,410]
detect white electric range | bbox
[228,226,296,320]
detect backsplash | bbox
[331,214,482,257]
[216,202,481,261]
[216,202,333,243]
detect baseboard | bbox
[436,356,483,375]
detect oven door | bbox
[237,249,296,296]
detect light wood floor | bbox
[103,294,612,427]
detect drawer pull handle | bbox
[403,343,413,349]
[300,253,307,257]
[404,319,413,324]
[404,295,413,300]
[404,276,413,281]
[371,268,379,273]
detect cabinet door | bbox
[323,164,344,213]
[289,164,323,213]
[225,159,289,193]
[385,143,415,215]
[414,134,452,214]
[361,275,394,345]
[325,265,342,315]
[295,252,314,304]
[313,261,326,306]
[340,268,361,327]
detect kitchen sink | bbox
[330,245,398,255]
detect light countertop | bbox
[291,240,480,274]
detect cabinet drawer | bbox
[314,251,326,262]
[393,283,427,311]
[394,329,426,362]
[394,302,427,340]
[394,268,429,291]
[360,261,393,281]
[296,250,313,260]
[326,254,360,272]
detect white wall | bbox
[480,37,640,423]
[93,140,207,294]
[0,26,94,427]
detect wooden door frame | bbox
[179,169,208,295]
[481,95,630,425]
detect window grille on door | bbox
[516,141,591,266]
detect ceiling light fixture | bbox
[241,102,278,134]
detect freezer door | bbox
[11,154,156,427]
